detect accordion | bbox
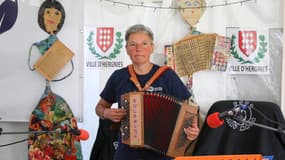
[120,92,198,157]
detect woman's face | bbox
[125,32,154,65]
[43,7,62,34]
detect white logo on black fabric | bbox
[226,101,256,132]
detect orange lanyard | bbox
[127,64,170,91]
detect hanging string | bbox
[100,0,256,10]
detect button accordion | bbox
[120,92,198,157]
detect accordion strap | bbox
[128,64,170,91]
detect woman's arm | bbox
[95,98,126,122]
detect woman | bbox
[95,24,199,160]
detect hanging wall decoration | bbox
[176,0,206,34]
[29,0,74,81]
[0,0,18,34]
[164,0,233,104]
[38,0,65,35]
[27,0,83,160]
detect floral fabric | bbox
[28,84,82,160]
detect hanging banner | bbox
[84,26,125,69]
[0,0,18,34]
[226,27,270,74]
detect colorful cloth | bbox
[28,81,82,160]
[34,35,57,55]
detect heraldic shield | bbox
[96,27,114,52]
[238,31,257,57]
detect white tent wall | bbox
[0,0,283,159]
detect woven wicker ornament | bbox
[33,39,74,81]
[173,34,217,77]
[176,0,206,29]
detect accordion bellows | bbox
[120,92,198,157]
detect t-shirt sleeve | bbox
[100,71,117,104]
[164,69,191,100]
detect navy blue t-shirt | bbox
[100,64,190,160]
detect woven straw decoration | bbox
[173,34,217,77]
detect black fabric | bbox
[90,119,119,160]
[192,100,285,160]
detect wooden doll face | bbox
[43,7,62,35]
[177,0,205,27]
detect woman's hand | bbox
[184,116,200,141]
[103,108,127,123]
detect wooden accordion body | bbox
[120,92,198,157]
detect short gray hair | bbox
[125,24,154,41]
